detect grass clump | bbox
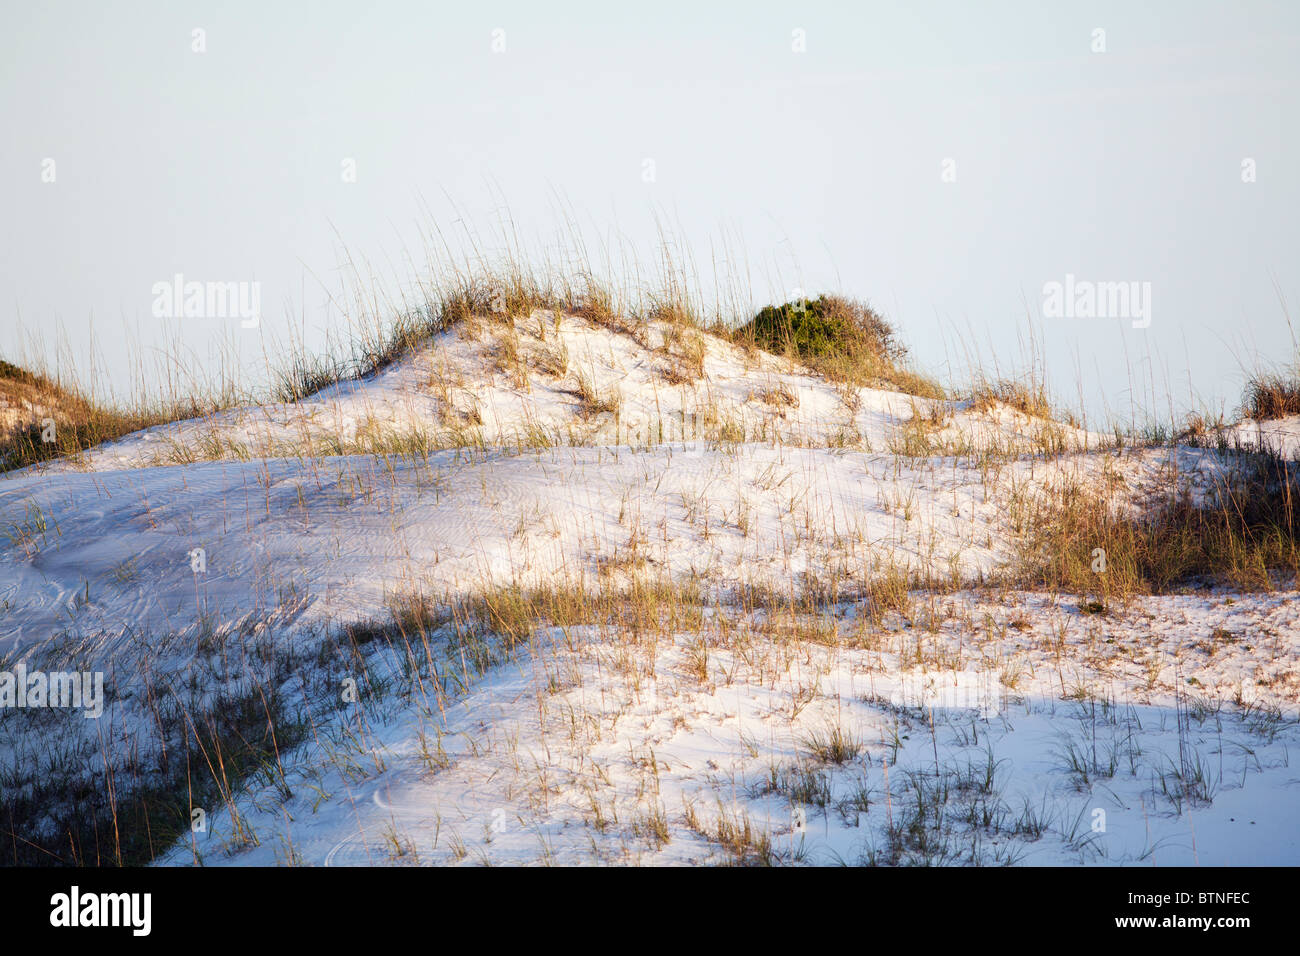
[571,373,621,421]
[1243,371,1300,421]
[968,377,1053,419]
[800,722,863,765]
[1018,449,1300,598]
[0,358,216,473]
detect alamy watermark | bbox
[0,662,104,718]
[50,886,150,936]
[151,274,260,328]
[1042,274,1151,329]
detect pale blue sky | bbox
[2,1,1297,424]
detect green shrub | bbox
[736,295,940,398]
[741,295,902,363]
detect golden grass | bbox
[1015,451,1300,601]
[1243,372,1300,421]
[0,360,219,473]
[968,377,1053,419]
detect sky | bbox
[2,0,1297,426]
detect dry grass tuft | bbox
[968,378,1053,419]
[571,373,622,421]
[751,383,799,409]
[1017,450,1300,599]
[0,359,218,472]
[1243,372,1300,421]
